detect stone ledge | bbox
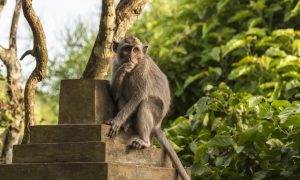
[13,141,172,168]
[30,124,138,145]
[0,162,182,180]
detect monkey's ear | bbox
[143,45,149,54]
[112,41,119,53]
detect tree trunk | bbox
[0,0,23,164]
[21,0,48,144]
[81,0,147,79]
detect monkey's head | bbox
[112,36,148,63]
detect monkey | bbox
[104,36,190,180]
[105,43,140,131]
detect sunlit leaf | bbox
[228,65,255,80]
[222,39,245,57]
[278,104,300,123]
[266,138,284,149]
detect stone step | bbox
[0,162,182,180]
[30,124,138,145]
[13,141,172,167]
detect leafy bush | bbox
[131,0,300,179]
[131,0,300,117]
[166,83,300,179]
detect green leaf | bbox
[227,10,252,23]
[284,1,300,21]
[278,104,300,123]
[266,138,284,149]
[195,143,208,162]
[271,100,291,110]
[238,128,257,145]
[209,47,221,62]
[285,79,300,91]
[281,71,300,79]
[293,39,300,56]
[169,140,184,152]
[215,156,224,166]
[222,39,245,57]
[270,81,282,101]
[272,29,295,38]
[246,28,267,37]
[176,72,207,96]
[248,96,265,107]
[257,102,274,119]
[208,135,233,147]
[217,0,230,13]
[253,171,267,180]
[228,65,255,80]
[281,114,300,128]
[191,164,210,176]
[265,47,287,58]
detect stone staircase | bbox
[0,80,188,180]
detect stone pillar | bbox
[58,79,115,124]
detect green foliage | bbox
[34,92,59,125]
[131,0,300,117]
[131,0,300,178]
[165,84,300,179]
[44,20,96,96]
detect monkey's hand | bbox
[121,61,137,73]
[108,119,122,138]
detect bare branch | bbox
[114,0,147,40]
[21,0,48,144]
[9,0,22,49]
[81,0,116,79]
[0,0,7,15]
[20,49,34,60]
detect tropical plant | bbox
[131,0,300,117]
[130,0,300,179]
[166,83,300,179]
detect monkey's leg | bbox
[118,98,132,132]
[131,101,153,149]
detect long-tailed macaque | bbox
[105,36,190,180]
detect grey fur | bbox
[106,36,190,180]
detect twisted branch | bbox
[21,0,48,144]
[81,0,147,79]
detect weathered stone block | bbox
[12,141,172,167]
[58,79,115,124]
[0,162,182,180]
[30,124,138,145]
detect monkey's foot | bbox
[103,118,113,125]
[131,139,150,150]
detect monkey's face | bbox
[120,44,137,62]
[112,38,148,64]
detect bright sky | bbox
[0,0,100,78]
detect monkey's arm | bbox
[108,79,146,138]
[110,62,137,101]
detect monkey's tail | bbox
[154,129,190,180]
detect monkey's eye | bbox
[124,46,132,51]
